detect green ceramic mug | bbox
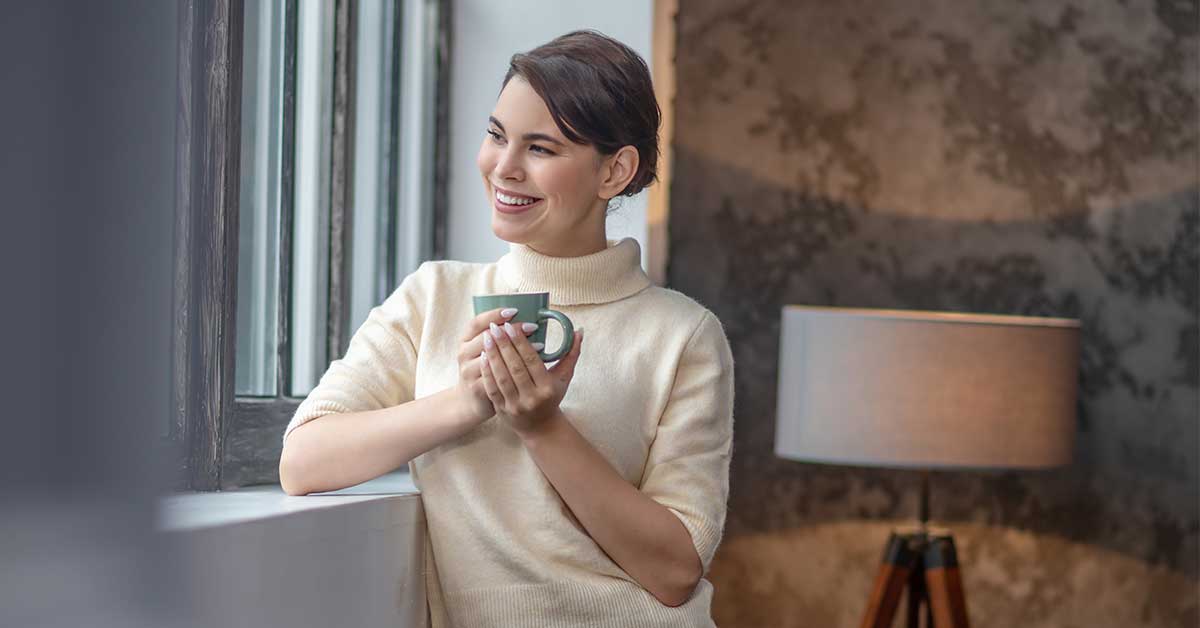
[472,292,574,362]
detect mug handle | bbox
[537,308,575,362]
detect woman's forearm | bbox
[518,410,703,607]
[279,386,478,495]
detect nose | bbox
[494,144,524,181]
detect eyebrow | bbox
[489,116,566,147]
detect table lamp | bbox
[774,306,1080,628]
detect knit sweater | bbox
[283,237,735,628]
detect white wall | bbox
[448,0,654,267]
[163,477,426,628]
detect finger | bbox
[549,328,584,380]
[483,327,519,401]
[460,352,483,380]
[493,322,537,394]
[479,352,505,406]
[459,330,496,364]
[503,321,553,388]
[459,323,538,363]
[460,307,519,342]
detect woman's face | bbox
[476,77,610,256]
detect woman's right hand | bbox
[454,307,537,426]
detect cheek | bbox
[476,142,495,174]
[538,162,590,200]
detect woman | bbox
[279,30,734,627]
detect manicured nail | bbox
[531,342,545,351]
[500,308,518,319]
[489,322,504,339]
[504,322,520,338]
[480,350,487,362]
[521,322,538,333]
[483,332,495,349]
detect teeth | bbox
[496,190,538,206]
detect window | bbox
[168,0,449,491]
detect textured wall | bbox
[667,1,1198,626]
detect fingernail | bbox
[504,322,519,338]
[500,308,518,319]
[521,322,538,333]
[483,332,494,349]
[489,322,504,339]
[480,350,487,362]
[531,342,545,351]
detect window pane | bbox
[290,0,334,397]
[235,0,285,397]
[345,0,439,341]
[347,0,397,335]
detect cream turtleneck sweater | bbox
[284,238,734,628]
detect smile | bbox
[493,187,543,214]
[496,190,539,205]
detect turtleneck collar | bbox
[496,237,653,306]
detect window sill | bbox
[158,471,427,627]
[159,470,421,531]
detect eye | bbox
[529,144,555,155]
[486,129,504,143]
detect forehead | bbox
[491,77,563,138]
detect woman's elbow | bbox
[657,580,699,608]
[657,555,703,608]
[278,443,311,496]
[279,475,308,496]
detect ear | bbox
[597,146,640,200]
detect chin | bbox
[491,215,535,245]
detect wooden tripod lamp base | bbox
[859,530,970,628]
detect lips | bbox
[492,185,543,214]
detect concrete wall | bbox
[447,0,653,266]
[163,479,426,628]
[667,1,1199,626]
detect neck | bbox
[524,208,608,258]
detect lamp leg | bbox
[905,548,926,628]
[924,534,971,628]
[859,533,918,628]
[919,470,930,532]
[861,531,969,628]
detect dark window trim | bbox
[382,2,403,291]
[431,0,451,261]
[170,0,451,491]
[168,0,196,488]
[171,0,245,492]
[329,0,354,364]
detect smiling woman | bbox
[280,29,733,628]
[477,31,660,257]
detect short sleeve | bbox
[282,263,430,442]
[638,311,735,576]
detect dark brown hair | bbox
[502,30,660,198]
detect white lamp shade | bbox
[774,306,1080,470]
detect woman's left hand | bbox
[480,321,583,437]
